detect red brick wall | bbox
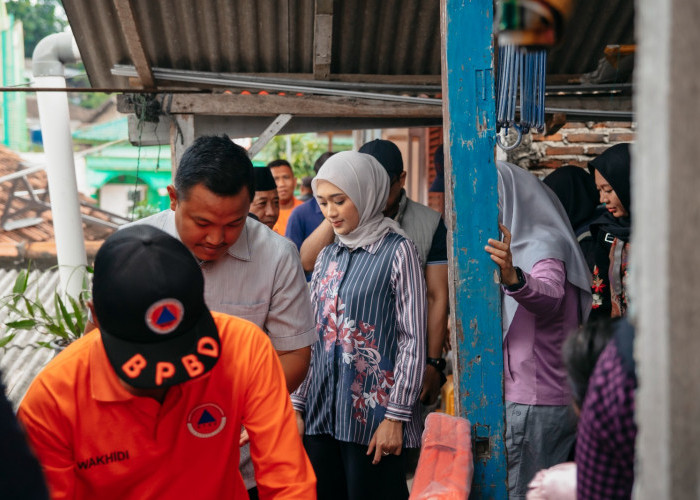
[424,121,635,207]
[517,121,636,175]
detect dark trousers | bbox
[304,434,409,500]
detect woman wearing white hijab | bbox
[485,161,592,500]
[291,151,426,500]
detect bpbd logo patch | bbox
[187,403,227,438]
[145,298,184,334]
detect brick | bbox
[562,122,587,129]
[603,121,634,129]
[609,132,636,142]
[0,243,19,258]
[532,132,563,142]
[539,159,564,169]
[546,146,584,156]
[566,133,607,143]
[585,145,612,155]
[26,242,57,260]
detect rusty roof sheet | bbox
[0,145,116,247]
[61,0,634,91]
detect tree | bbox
[5,0,67,56]
[256,134,352,179]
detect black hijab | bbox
[543,165,599,231]
[589,143,632,241]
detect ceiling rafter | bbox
[113,0,156,89]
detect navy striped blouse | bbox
[291,232,427,448]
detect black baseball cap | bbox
[359,139,404,179]
[92,225,220,389]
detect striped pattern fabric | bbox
[292,232,427,448]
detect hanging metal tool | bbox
[495,0,574,150]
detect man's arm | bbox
[421,263,449,405]
[17,383,76,499]
[276,347,311,393]
[299,219,334,273]
[265,238,317,392]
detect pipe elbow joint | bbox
[32,32,81,77]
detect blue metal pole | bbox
[441,0,507,497]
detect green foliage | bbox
[0,263,91,350]
[130,200,161,221]
[255,134,352,179]
[75,91,110,110]
[5,0,68,56]
[66,63,112,109]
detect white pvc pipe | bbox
[32,35,87,299]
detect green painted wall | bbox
[0,8,28,151]
[85,144,172,211]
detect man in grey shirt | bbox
[125,135,316,498]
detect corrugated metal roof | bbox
[62,0,633,91]
[549,0,635,77]
[0,268,62,409]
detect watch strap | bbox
[504,266,526,292]
[426,357,446,372]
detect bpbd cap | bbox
[92,225,220,389]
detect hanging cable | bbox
[495,0,574,151]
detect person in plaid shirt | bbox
[576,318,637,499]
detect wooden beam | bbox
[442,0,507,496]
[170,115,194,177]
[113,0,155,89]
[247,114,293,158]
[127,114,442,146]
[117,93,442,119]
[313,0,334,80]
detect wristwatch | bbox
[504,266,526,292]
[426,357,448,387]
[426,357,446,372]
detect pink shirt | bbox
[503,258,580,406]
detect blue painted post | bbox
[441,0,506,498]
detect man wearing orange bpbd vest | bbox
[17,225,316,499]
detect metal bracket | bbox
[247,114,293,159]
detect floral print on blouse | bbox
[292,232,426,448]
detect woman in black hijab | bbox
[587,143,632,319]
[543,165,602,272]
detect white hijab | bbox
[312,151,406,250]
[497,161,592,336]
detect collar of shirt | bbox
[89,335,134,403]
[225,220,252,262]
[393,190,409,224]
[331,232,388,256]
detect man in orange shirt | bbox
[269,159,303,235]
[18,226,316,499]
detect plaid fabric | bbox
[576,338,636,499]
